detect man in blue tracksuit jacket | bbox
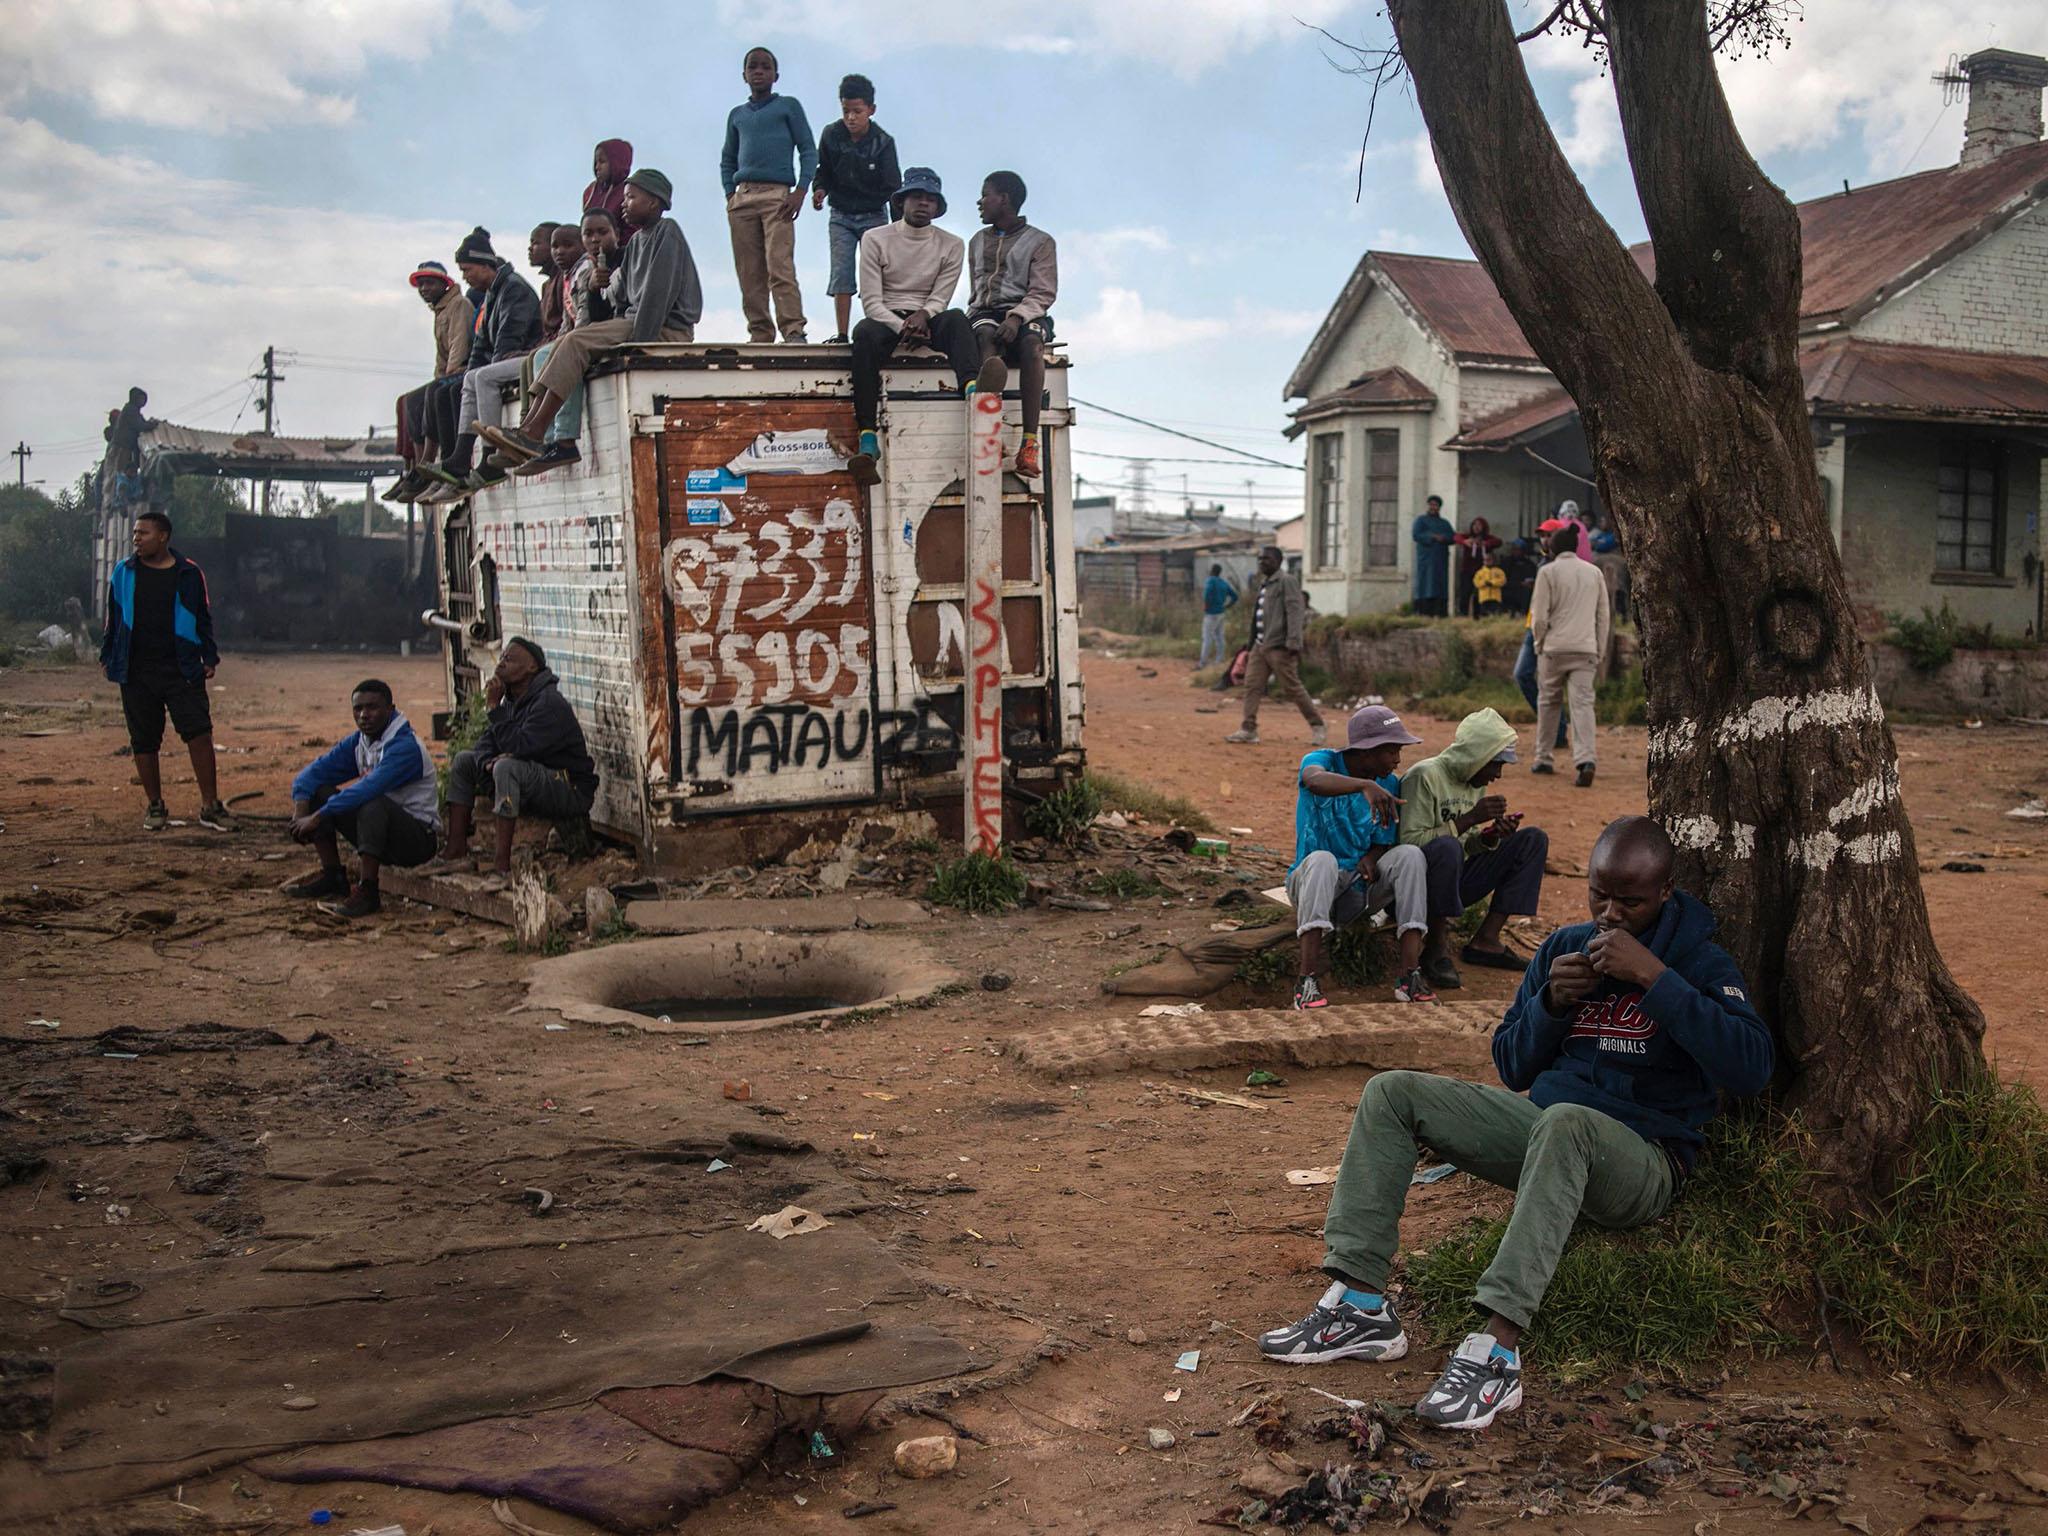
[1257,815,1773,1433]
[100,509,231,833]
[286,679,442,918]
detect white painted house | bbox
[1285,47,2048,637]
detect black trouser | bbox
[423,373,465,455]
[396,384,432,464]
[1422,827,1550,922]
[120,661,212,752]
[309,784,438,867]
[851,310,980,430]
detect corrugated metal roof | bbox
[1306,141,2048,381]
[140,422,404,474]
[1443,388,1578,450]
[1286,366,1438,437]
[1802,336,2048,424]
[1372,254,1538,365]
[1448,337,2048,449]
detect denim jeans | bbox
[531,342,585,445]
[828,209,888,296]
[1199,612,1228,668]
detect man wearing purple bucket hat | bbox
[1285,703,1459,1010]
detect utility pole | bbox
[9,441,28,488]
[252,345,284,515]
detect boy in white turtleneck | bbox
[846,166,1006,486]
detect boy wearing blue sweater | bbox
[1258,816,1773,1431]
[722,46,816,343]
[285,680,442,918]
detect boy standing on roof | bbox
[583,139,633,237]
[812,73,901,345]
[723,46,815,343]
[967,171,1057,480]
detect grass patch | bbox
[1409,677,1533,725]
[1091,769,1217,833]
[927,851,1027,914]
[1595,665,1648,726]
[1401,1076,2048,1380]
[1085,868,1166,901]
[1023,778,1103,845]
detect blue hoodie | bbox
[292,711,441,831]
[1492,889,1774,1171]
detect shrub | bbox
[1886,601,1988,673]
[927,851,1027,914]
[1085,868,1165,901]
[1023,778,1103,845]
[437,689,490,801]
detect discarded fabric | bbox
[748,1204,831,1240]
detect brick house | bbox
[1284,48,2048,637]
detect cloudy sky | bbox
[1,0,2041,516]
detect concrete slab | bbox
[624,896,932,934]
[1007,1002,1501,1078]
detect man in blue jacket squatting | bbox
[1257,815,1774,1431]
[284,679,442,919]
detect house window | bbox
[1311,434,1343,570]
[1936,438,2002,575]
[1365,429,1400,567]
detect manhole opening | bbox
[524,930,959,1035]
[633,995,846,1024]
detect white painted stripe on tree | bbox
[1648,719,1698,759]
[1663,815,1758,858]
[1826,769,1900,825]
[1795,827,1902,869]
[1712,687,1884,747]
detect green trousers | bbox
[1321,1070,1674,1328]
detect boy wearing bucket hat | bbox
[1286,704,1451,1010]
[846,168,1006,486]
[482,168,702,467]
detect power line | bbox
[1070,447,1300,470]
[1070,396,1303,471]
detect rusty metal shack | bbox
[428,343,1084,866]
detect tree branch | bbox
[1604,0,1803,387]
[1383,0,1678,411]
[1515,0,1574,43]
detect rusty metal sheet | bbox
[659,399,877,809]
[1802,336,2048,424]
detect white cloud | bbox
[0,0,531,132]
[1063,287,1317,361]
[1512,1,2048,178]
[1060,225,1175,279]
[0,115,467,489]
[721,0,1355,77]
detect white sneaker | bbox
[1415,1333,1523,1430]
[1308,724,1329,748]
[1224,729,1259,744]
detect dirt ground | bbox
[3,647,2046,1536]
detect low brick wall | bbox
[1301,618,2044,719]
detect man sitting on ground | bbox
[846,167,1006,486]
[285,679,441,918]
[424,638,598,885]
[967,170,1057,479]
[480,170,701,467]
[1258,816,1773,1430]
[1397,707,1547,988]
[1287,705,1454,1011]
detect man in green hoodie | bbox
[1397,707,1548,989]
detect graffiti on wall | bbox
[964,388,1007,854]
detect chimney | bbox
[1960,48,2048,168]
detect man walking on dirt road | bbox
[1226,546,1325,747]
[100,510,231,834]
[1257,817,1772,1431]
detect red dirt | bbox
[2,649,2044,1536]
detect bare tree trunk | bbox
[1385,0,1983,1192]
